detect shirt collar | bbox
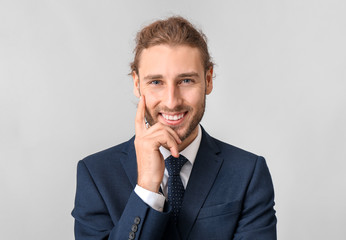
[159,124,202,165]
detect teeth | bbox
[162,113,184,121]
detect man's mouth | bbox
[160,112,187,125]
[161,113,185,121]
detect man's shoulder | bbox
[202,127,260,159]
[81,136,135,167]
[208,135,268,176]
[213,137,259,158]
[206,132,263,167]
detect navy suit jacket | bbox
[72,128,277,239]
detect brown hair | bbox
[130,16,214,75]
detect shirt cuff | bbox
[134,184,166,212]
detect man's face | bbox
[133,44,213,143]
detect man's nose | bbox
[164,84,182,110]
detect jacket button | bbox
[131,224,138,232]
[129,231,135,239]
[134,216,141,225]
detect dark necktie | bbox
[165,154,188,225]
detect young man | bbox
[72,16,277,240]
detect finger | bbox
[135,95,146,133]
[163,125,182,145]
[153,133,180,158]
[165,137,180,158]
[169,146,180,158]
[148,123,182,145]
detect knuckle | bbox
[155,122,164,128]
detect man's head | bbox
[131,16,214,145]
[130,16,214,76]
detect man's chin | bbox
[174,125,199,143]
[167,124,184,136]
[147,116,196,141]
[162,124,187,141]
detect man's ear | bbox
[132,71,141,98]
[205,67,213,95]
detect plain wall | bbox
[1,0,345,239]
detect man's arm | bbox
[72,96,180,240]
[72,160,170,240]
[233,156,277,240]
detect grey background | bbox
[1,0,345,239]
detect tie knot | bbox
[165,155,188,176]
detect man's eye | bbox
[150,80,161,85]
[181,79,192,84]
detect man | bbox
[72,16,277,240]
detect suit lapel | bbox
[178,128,223,239]
[120,136,138,188]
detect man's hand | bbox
[134,95,181,193]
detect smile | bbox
[161,113,185,121]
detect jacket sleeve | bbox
[233,156,277,240]
[71,160,171,240]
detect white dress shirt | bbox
[134,125,202,212]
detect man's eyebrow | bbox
[143,74,163,80]
[143,72,200,81]
[177,72,199,78]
